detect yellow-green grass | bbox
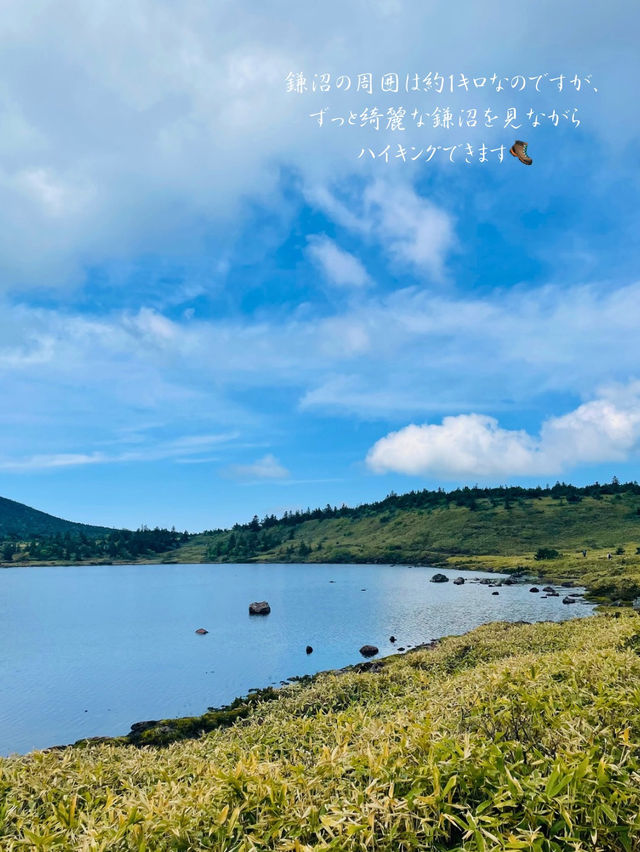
[448,544,640,603]
[195,494,640,563]
[3,613,640,850]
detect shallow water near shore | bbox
[0,561,593,756]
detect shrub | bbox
[534,547,561,560]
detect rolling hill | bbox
[0,495,112,540]
[171,481,640,565]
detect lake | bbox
[0,562,593,756]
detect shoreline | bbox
[6,608,639,848]
[0,553,611,602]
[46,592,596,755]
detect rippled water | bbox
[0,562,593,755]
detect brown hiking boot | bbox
[510,139,532,165]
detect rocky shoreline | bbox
[48,570,597,753]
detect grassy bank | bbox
[2,613,640,850]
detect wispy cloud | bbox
[0,432,239,472]
[225,454,290,480]
[1,280,640,449]
[306,235,370,288]
[305,180,456,279]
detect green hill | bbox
[0,495,112,540]
[172,481,640,567]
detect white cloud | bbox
[306,235,369,288]
[366,384,640,477]
[306,180,456,278]
[363,182,456,278]
[227,453,290,480]
[0,0,634,289]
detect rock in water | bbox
[389,636,396,642]
[249,601,271,615]
[492,591,499,595]
[562,596,576,605]
[359,644,379,657]
[195,628,208,635]
[542,586,555,593]
[305,645,313,654]
[430,573,449,583]
[453,577,465,585]
[529,587,540,593]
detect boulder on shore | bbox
[453,577,465,585]
[359,644,379,657]
[194,628,208,635]
[249,601,271,615]
[430,573,449,583]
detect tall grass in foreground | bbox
[2,614,640,850]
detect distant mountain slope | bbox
[0,496,112,539]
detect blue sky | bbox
[0,0,639,530]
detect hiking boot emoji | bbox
[510,139,532,165]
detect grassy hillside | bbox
[2,613,640,849]
[0,495,111,540]
[172,490,640,565]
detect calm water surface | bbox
[0,562,593,755]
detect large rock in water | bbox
[430,573,449,583]
[249,601,271,615]
[359,644,379,657]
[453,577,465,585]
